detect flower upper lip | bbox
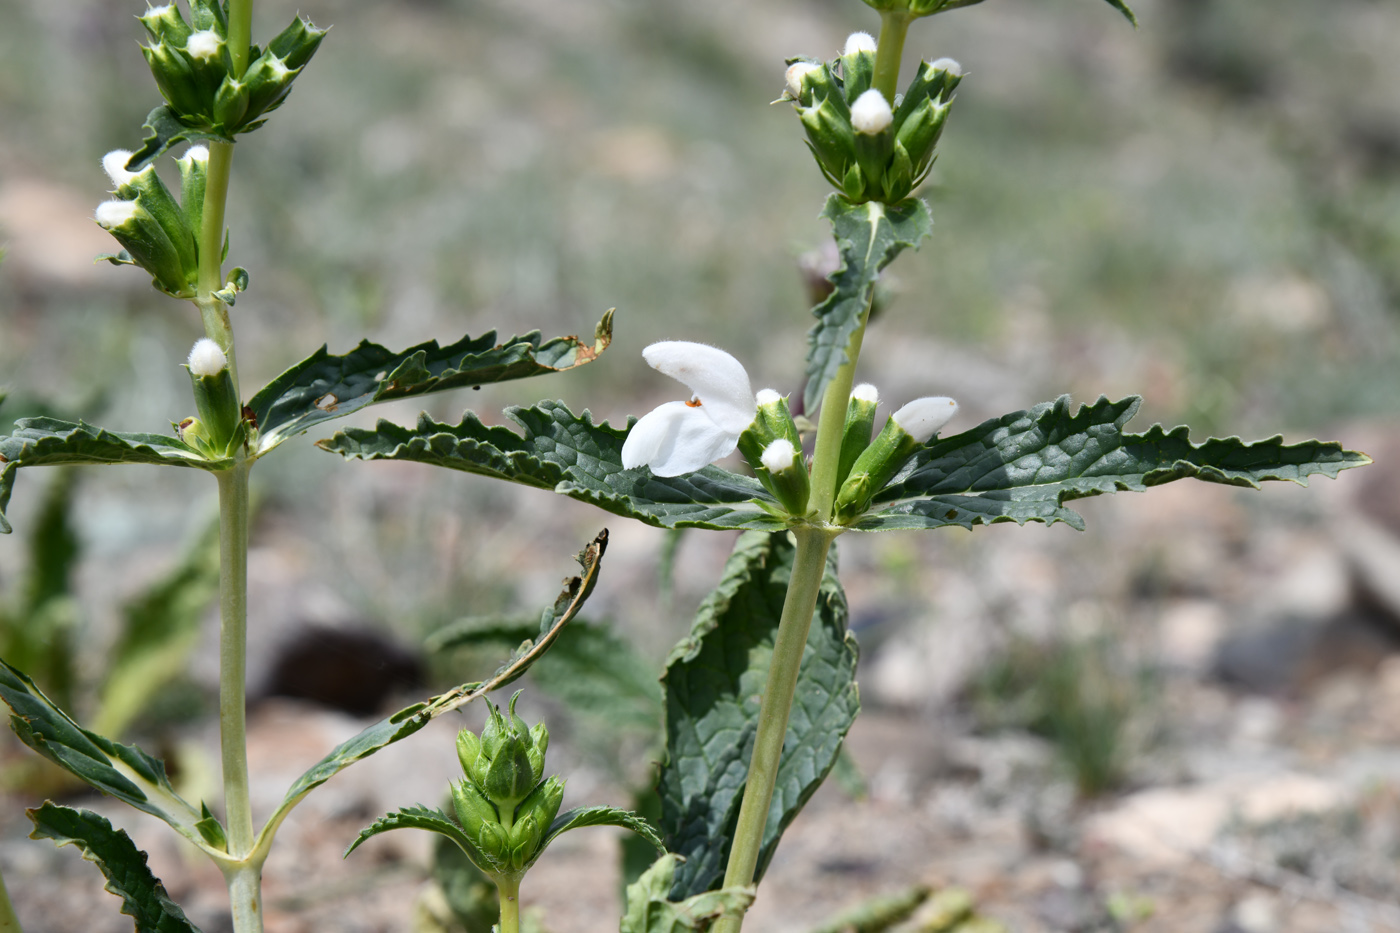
[620,342,759,477]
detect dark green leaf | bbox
[0,660,208,846]
[344,804,487,866]
[542,806,665,854]
[428,619,662,734]
[249,313,612,453]
[127,106,233,171]
[858,396,1372,531]
[0,418,225,534]
[621,854,754,933]
[93,513,221,738]
[257,532,608,858]
[804,197,932,413]
[319,402,784,531]
[659,532,859,899]
[28,803,202,933]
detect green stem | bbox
[808,306,872,523]
[195,140,239,388]
[874,11,912,102]
[216,459,254,862]
[714,525,837,933]
[227,0,254,77]
[498,877,521,933]
[0,869,23,933]
[224,863,263,933]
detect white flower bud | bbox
[852,383,879,404]
[755,389,783,407]
[761,439,798,474]
[850,89,893,135]
[844,32,877,56]
[785,61,820,98]
[94,199,141,228]
[102,150,140,188]
[185,30,223,61]
[930,57,963,78]
[891,397,957,443]
[187,338,228,376]
[181,145,209,164]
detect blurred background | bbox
[1,0,1400,930]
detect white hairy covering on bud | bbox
[760,439,798,474]
[891,397,958,443]
[930,57,963,77]
[851,89,893,135]
[181,145,209,164]
[94,200,140,228]
[621,342,759,476]
[756,388,783,407]
[852,383,879,404]
[185,30,223,60]
[188,338,228,376]
[102,150,139,188]
[785,61,820,98]
[844,32,877,55]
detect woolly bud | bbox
[187,338,227,376]
[95,199,141,228]
[101,150,140,189]
[785,61,821,99]
[891,396,957,443]
[850,89,893,135]
[844,32,877,55]
[930,57,962,78]
[755,388,783,407]
[760,438,798,474]
[185,29,223,61]
[757,438,810,517]
[851,383,879,404]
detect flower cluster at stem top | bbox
[783,32,962,204]
[621,342,956,524]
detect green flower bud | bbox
[102,151,198,285]
[138,4,191,47]
[757,439,811,517]
[526,721,548,779]
[451,778,500,840]
[177,146,208,241]
[839,32,878,102]
[187,0,228,36]
[515,775,564,836]
[183,30,232,101]
[837,383,880,486]
[835,397,957,522]
[213,76,250,129]
[185,339,244,456]
[798,97,856,186]
[95,199,191,297]
[241,53,298,122]
[265,15,329,71]
[737,389,802,468]
[456,727,483,777]
[483,732,538,816]
[143,40,207,119]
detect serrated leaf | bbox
[127,106,234,171]
[248,313,613,453]
[254,532,607,860]
[622,854,755,933]
[428,619,662,734]
[857,396,1372,531]
[1102,0,1138,27]
[320,402,783,532]
[542,806,665,854]
[659,532,858,899]
[345,803,490,865]
[92,513,221,738]
[804,197,932,413]
[0,660,210,849]
[0,418,225,534]
[28,803,202,933]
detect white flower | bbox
[891,396,957,443]
[844,32,877,55]
[851,89,893,135]
[621,342,758,477]
[187,338,228,376]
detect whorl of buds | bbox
[835,395,958,522]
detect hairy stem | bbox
[808,305,871,523]
[0,869,23,933]
[216,459,254,862]
[498,877,521,933]
[714,525,836,933]
[874,11,912,102]
[224,863,263,933]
